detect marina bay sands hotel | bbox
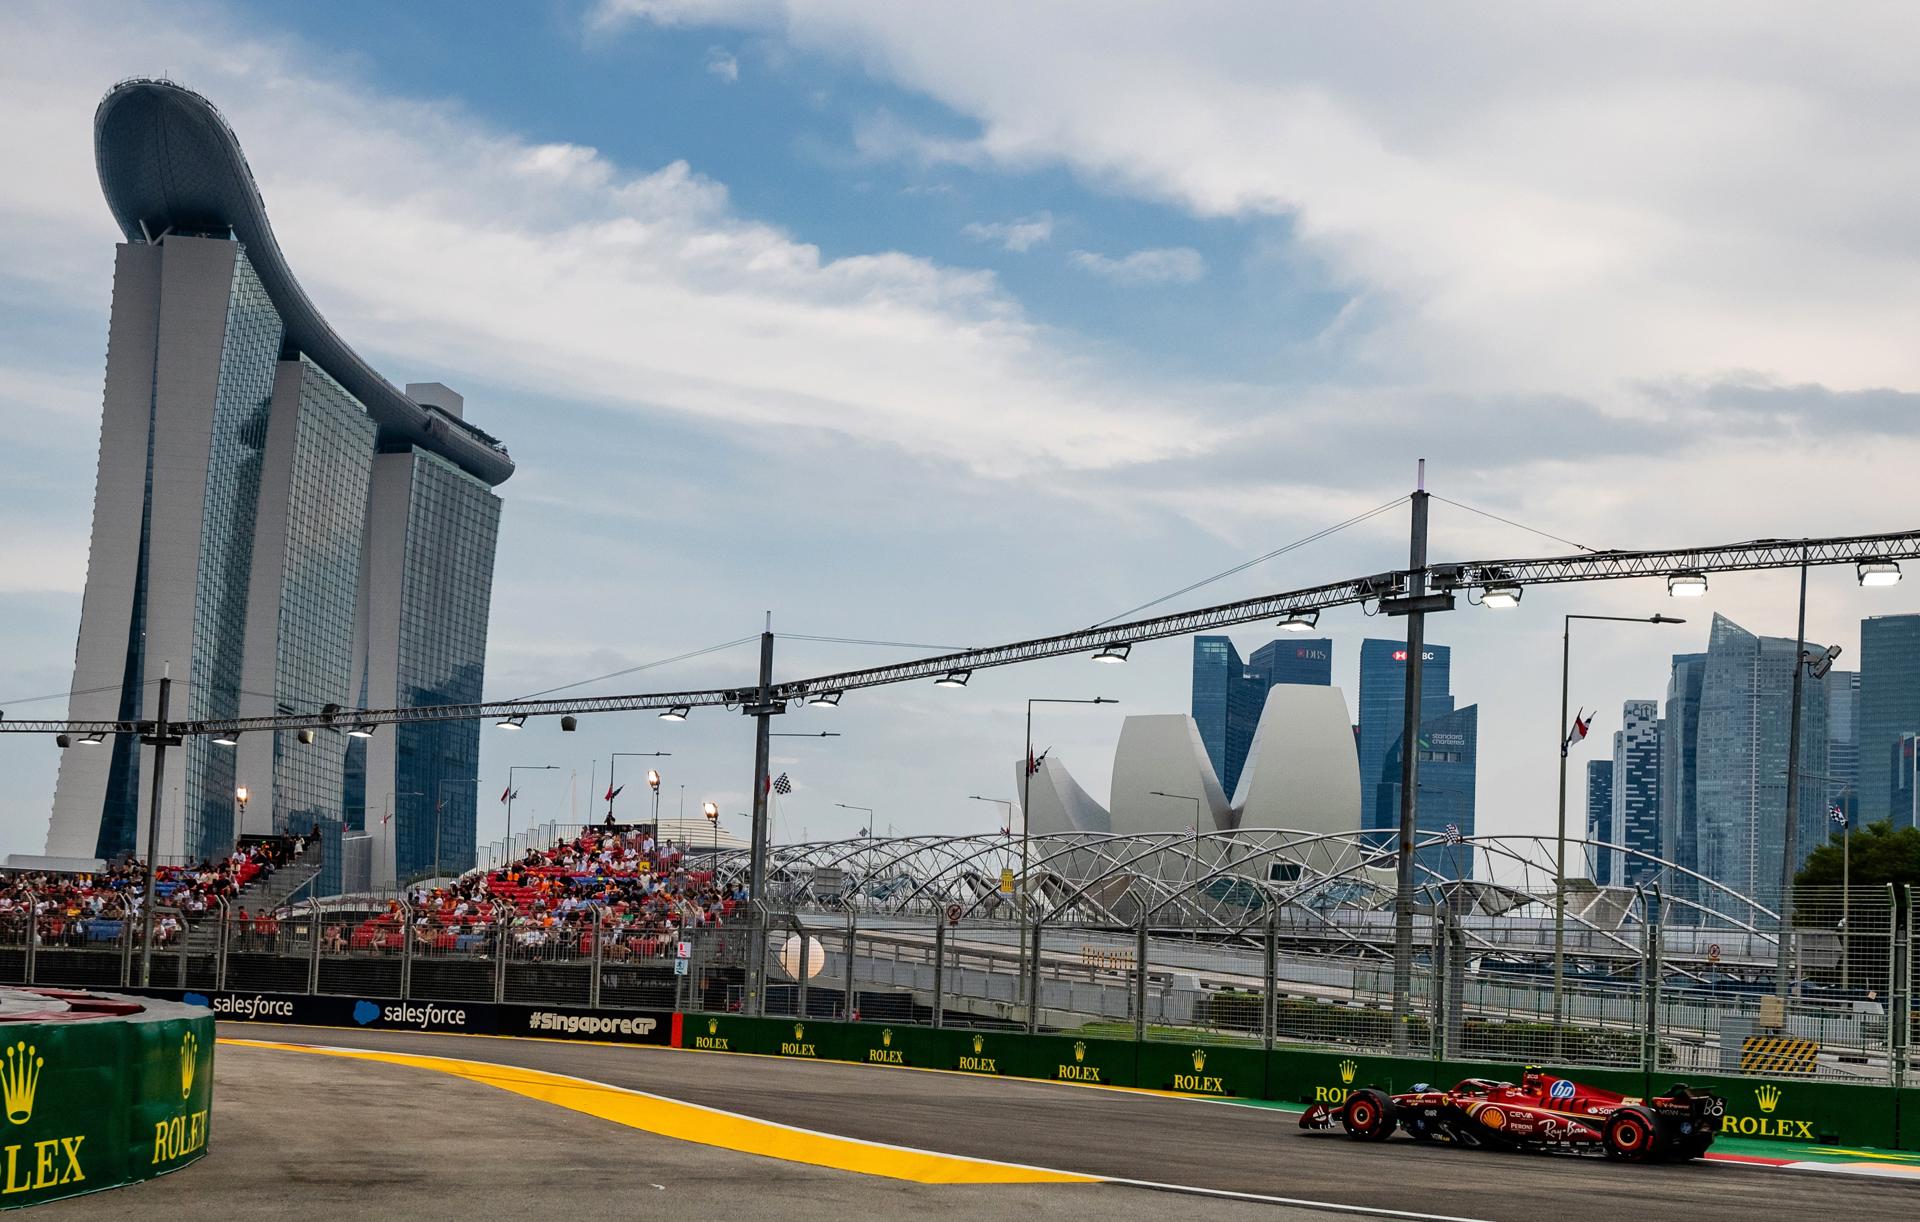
[44,80,511,890]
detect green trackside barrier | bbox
[1267,1047,1447,1108]
[1,999,213,1210]
[1669,1071,1899,1147]
[925,1028,1140,1088]
[1135,1041,1267,1099]
[1899,1089,1920,1151]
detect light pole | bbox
[234,786,249,832]
[385,792,423,881]
[1149,791,1203,884]
[648,769,663,828]
[967,795,1014,834]
[702,801,720,874]
[1553,613,1685,1033]
[506,764,558,861]
[1779,553,1843,1001]
[608,752,670,824]
[1021,696,1117,1016]
[835,803,875,889]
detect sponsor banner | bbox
[125,988,669,1047]
[1672,1070,1897,1147]
[1136,1041,1264,1098]
[0,996,213,1209]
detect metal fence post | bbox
[307,902,322,995]
[1262,905,1277,1051]
[1641,887,1661,1076]
[1025,914,1044,1035]
[22,892,36,986]
[1895,884,1911,1088]
[175,911,188,987]
[932,912,946,1029]
[1431,909,1449,1060]
[1133,910,1149,1043]
[588,909,604,1009]
[843,910,857,1022]
[215,899,230,992]
[120,916,135,988]
[797,923,811,1020]
[493,915,511,1004]
[399,898,414,1000]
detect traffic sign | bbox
[1707,943,1721,964]
[999,868,1015,894]
[676,941,692,960]
[945,903,962,926]
[673,958,689,976]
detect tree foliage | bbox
[1793,821,1920,890]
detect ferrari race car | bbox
[1300,1067,1724,1162]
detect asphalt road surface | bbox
[141,1023,1920,1220]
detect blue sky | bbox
[2,1,1918,860]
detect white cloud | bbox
[704,45,739,82]
[596,2,1920,403]
[1069,246,1205,286]
[0,3,1226,480]
[961,211,1052,252]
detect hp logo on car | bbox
[1549,1079,1576,1100]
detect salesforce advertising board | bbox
[127,989,671,1046]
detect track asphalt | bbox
[164,1022,1920,1221]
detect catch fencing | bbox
[20,883,1915,1088]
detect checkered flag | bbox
[1443,823,1464,845]
[771,772,793,796]
[1829,806,1848,828]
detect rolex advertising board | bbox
[0,996,214,1210]
[1136,1041,1264,1098]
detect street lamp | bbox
[648,768,663,827]
[967,795,1014,834]
[1020,696,1117,1027]
[1149,790,1203,883]
[234,786,249,831]
[608,752,670,824]
[1553,613,1684,1036]
[702,801,720,872]
[505,764,558,861]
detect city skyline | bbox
[3,4,1920,865]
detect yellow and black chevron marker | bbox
[1739,1034,1820,1075]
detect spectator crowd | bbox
[0,835,310,947]
[345,826,746,959]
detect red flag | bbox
[1562,709,1593,755]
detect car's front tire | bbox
[1342,1088,1397,1142]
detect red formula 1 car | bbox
[1300,1067,1724,1163]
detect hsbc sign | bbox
[1389,650,1437,662]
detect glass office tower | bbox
[1586,759,1615,885]
[1192,635,1333,798]
[1694,614,1829,906]
[1612,700,1662,887]
[1858,615,1920,827]
[1357,638,1455,832]
[1660,652,1707,876]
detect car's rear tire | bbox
[1603,1108,1656,1163]
[1342,1089,1397,1142]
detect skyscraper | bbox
[1357,638,1454,832]
[1827,670,1860,826]
[1247,638,1333,688]
[1660,652,1707,875]
[1694,614,1829,905]
[1191,635,1332,797]
[1857,615,1920,827]
[1585,759,1615,885]
[47,80,512,891]
[1612,700,1662,886]
[1377,703,1479,877]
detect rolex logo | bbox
[1191,1049,1207,1072]
[1073,1041,1086,1064]
[1756,1084,1781,1114]
[180,1032,198,1100]
[1339,1059,1358,1085]
[972,1034,984,1054]
[1,1042,41,1125]
[882,1028,892,1047]
[794,1023,805,1041]
[707,1018,718,1035]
